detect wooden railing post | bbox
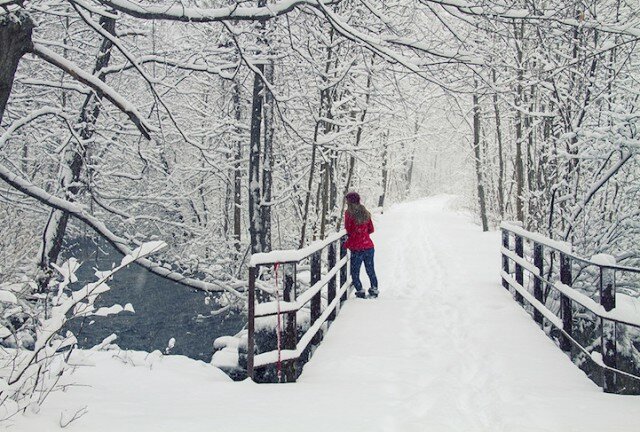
[247,265,257,380]
[340,236,348,302]
[283,263,297,382]
[533,242,544,325]
[514,234,524,304]
[600,267,616,312]
[327,241,337,321]
[310,250,322,343]
[600,267,617,393]
[501,229,510,290]
[559,253,573,352]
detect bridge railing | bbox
[247,231,351,382]
[500,222,640,394]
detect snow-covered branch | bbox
[0,162,244,297]
[424,0,640,39]
[90,0,340,22]
[30,43,154,140]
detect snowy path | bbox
[12,196,640,431]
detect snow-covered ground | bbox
[10,196,640,431]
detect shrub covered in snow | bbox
[0,241,165,422]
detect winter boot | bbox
[368,287,379,298]
[354,290,366,299]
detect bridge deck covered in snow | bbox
[13,196,640,432]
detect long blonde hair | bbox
[346,202,371,224]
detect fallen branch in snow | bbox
[59,406,88,428]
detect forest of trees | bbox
[2,0,636,294]
[0,0,639,413]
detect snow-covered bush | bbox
[0,241,165,422]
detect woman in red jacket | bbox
[344,192,379,298]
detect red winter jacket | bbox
[344,211,374,251]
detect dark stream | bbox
[64,238,245,362]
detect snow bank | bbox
[10,197,640,432]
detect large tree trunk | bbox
[473,91,488,232]
[248,0,267,254]
[0,11,34,124]
[377,131,389,208]
[37,15,116,291]
[248,66,265,254]
[232,79,242,252]
[513,22,525,224]
[491,69,505,218]
[260,61,275,251]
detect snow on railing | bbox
[247,231,351,383]
[250,230,346,266]
[500,223,640,394]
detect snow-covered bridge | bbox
[13,196,640,431]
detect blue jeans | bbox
[350,248,378,292]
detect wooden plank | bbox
[310,250,322,344]
[514,234,524,304]
[501,229,510,291]
[328,241,336,321]
[533,242,543,325]
[559,253,572,352]
[247,266,257,379]
[254,279,351,368]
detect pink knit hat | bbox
[345,191,360,204]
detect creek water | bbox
[64,239,245,362]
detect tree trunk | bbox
[473,91,488,232]
[233,79,242,252]
[377,131,389,208]
[513,22,525,224]
[248,66,265,254]
[491,69,505,218]
[37,15,116,291]
[0,12,34,124]
[248,0,267,255]
[260,61,275,251]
